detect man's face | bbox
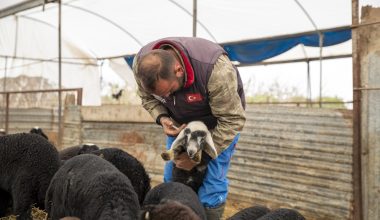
[154,78,181,97]
[153,62,184,97]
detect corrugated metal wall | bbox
[228,105,353,220]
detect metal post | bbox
[58,0,62,147]
[192,0,197,37]
[318,33,324,108]
[3,56,7,92]
[5,93,9,134]
[352,0,363,219]
[306,60,311,107]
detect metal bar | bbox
[0,0,55,19]
[3,57,7,92]
[306,61,311,106]
[168,0,217,42]
[220,25,351,46]
[319,34,324,108]
[77,88,82,105]
[237,54,352,67]
[352,0,363,219]
[353,87,380,91]
[63,3,143,47]
[5,93,9,134]
[58,0,62,147]
[0,55,98,66]
[0,88,83,94]
[192,0,197,37]
[247,101,353,105]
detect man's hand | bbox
[174,152,199,171]
[160,117,186,136]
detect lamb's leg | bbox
[192,150,202,163]
[161,149,174,161]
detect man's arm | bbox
[207,54,246,154]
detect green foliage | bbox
[245,80,347,109]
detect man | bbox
[133,37,246,220]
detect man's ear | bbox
[174,63,184,77]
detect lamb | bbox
[161,121,217,163]
[45,154,140,220]
[90,147,151,205]
[29,126,49,140]
[141,182,207,220]
[0,133,60,219]
[161,121,217,192]
[58,143,100,161]
[228,206,305,220]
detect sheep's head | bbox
[161,121,217,163]
[141,200,201,220]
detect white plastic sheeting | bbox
[0,0,377,105]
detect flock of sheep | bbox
[0,127,305,220]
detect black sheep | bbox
[257,208,305,220]
[0,133,60,219]
[228,205,270,220]
[59,143,100,161]
[45,154,140,220]
[172,152,211,192]
[90,147,151,205]
[142,182,206,220]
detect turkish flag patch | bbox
[186,93,203,103]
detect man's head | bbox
[137,49,184,97]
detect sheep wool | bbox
[0,133,60,219]
[58,143,100,161]
[45,154,140,220]
[90,147,151,205]
[142,182,207,220]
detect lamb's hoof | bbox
[192,151,202,163]
[161,152,171,161]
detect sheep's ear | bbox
[144,211,150,220]
[170,129,188,151]
[203,131,218,159]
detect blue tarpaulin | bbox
[124,26,351,68]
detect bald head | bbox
[137,49,176,93]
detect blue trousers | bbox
[163,134,239,208]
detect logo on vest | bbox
[186,93,203,103]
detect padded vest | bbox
[137,37,245,129]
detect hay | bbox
[0,215,17,220]
[31,207,48,220]
[0,207,47,220]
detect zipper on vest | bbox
[173,95,176,106]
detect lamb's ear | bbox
[203,131,218,159]
[170,128,189,150]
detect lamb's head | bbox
[184,129,207,161]
[161,121,217,162]
[141,200,201,220]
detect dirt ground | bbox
[0,201,244,220]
